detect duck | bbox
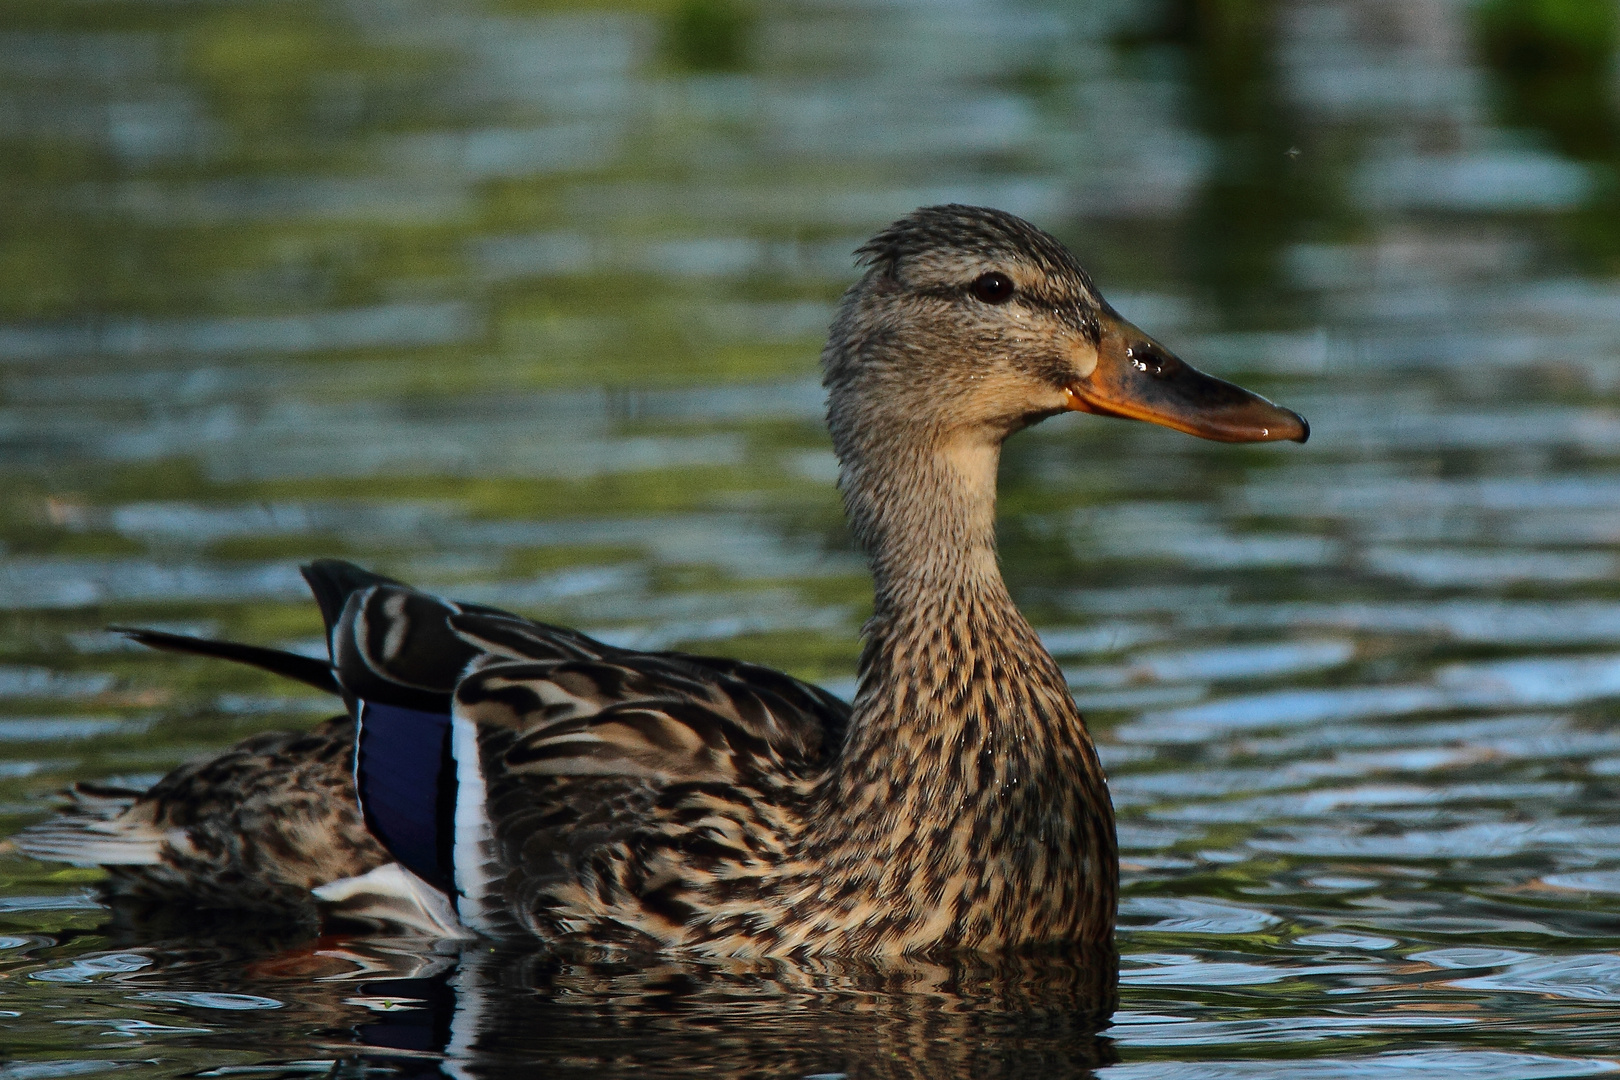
[12,205,1306,956]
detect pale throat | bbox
[860,431,1007,609]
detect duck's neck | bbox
[806,426,1117,949]
[852,432,1004,604]
[834,430,1074,779]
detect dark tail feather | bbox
[301,559,406,638]
[109,627,342,696]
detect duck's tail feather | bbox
[10,783,164,867]
[54,779,145,815]
[108,626,341,696]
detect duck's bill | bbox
[1065,313,1308,444]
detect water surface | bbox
[6,0,1620,1075]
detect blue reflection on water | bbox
[5,0,1620,1075]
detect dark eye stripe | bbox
[915,280,1090,333]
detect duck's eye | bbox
[970,271,1015,304]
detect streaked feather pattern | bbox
[310,572,858,948]
[13,717,390,917]
[0,206,1302,955]
[287,558,1112,955]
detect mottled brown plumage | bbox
[11,205,1305,955]
[17,717,389,918]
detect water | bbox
[5,0,1620,1074]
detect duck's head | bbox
[822,205,1308,465]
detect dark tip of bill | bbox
[1293,412,1310,444]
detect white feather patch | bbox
[441,946,492,1080]
[313,863,472,939]
[450,713,499,935]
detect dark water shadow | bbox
[40,916,1120,1079]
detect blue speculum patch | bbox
[356,702,457,895]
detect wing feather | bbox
[447,646,848,940]
[79,560,853,942]
[454,653,839,784]
[312,564,855,944]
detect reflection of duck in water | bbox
[13,206,1306,955]
[345,941,1121,1078]
[22,933,1119,1078]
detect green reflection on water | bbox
[5,0,1620,1074]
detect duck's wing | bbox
[297,561,852,939]
[112,559,849,754]
[308,557,850,769]
[95,560,494,704]
[77,559,851,940]
[444,609,851,759]
[453,650,846,782]
[444,646,849,940]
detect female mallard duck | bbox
[13,205,1305,955]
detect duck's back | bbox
[14,560,852,946]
